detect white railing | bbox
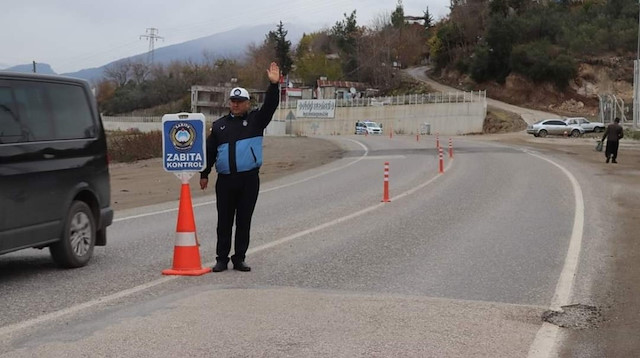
[278,90,486,109]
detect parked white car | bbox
[355,121,382,135]
[564,117,605,133]
[527,119,585,137]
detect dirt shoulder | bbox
[108,136,344,211]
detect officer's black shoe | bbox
[612,160,618,163]
[606,156,610,163]
[233,262,251,272]
[212,261,228,272]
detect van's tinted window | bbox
[0,86,23,143]
[13,83,54,141]
[0,80,95,143]
[47,83,95,139]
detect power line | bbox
[140,28,164,63]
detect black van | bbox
[0,72,113,268]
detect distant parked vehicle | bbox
[563,117,605,133]
[355,121,382,135]
[526,119,585,138]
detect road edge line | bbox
[526,151,585,358]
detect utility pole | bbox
[140,28,164,64]
[635,2,640,129]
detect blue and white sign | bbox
[162,113,206,172]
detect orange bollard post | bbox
[382,162,391,202]
[448,138,454,158]
[439,146,444,174]
[436,133,440,149]
[162,182,212,276]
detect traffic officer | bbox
[200,62,281,272]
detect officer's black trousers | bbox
[215,170,260,264]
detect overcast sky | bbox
[1,0,450,74]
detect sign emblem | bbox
[169,122,197,151]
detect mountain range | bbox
[1,23,313,83]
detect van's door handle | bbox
[43,153,55,159]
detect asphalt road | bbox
[0,134,592,357]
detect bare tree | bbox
[449,0,490,53]
[130,61,151,85]
[241,41,277,89]
[370,11,392,31]
[103,60,132,87]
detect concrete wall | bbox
[102,99,486,136]
[272,102,486,136]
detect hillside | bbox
[423,0,639,122]
[2,63,56,75]
[432,56,634,121]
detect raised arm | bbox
[256,62,282,128]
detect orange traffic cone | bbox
[162,182,211,276]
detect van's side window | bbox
[47,84,95,139]
[13,84,54,141]
[12,82,95,141]
[0,87,23,144]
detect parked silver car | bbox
[564,117,605,132]
[526,119,585,138]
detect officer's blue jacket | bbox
[200,83,279,178]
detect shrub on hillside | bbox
[469,44,491,83]
[107,130,162,163]
[510,41,576,90]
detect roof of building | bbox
[316,80,369,90]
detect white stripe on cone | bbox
[174,232,197,247]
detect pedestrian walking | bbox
[602,117,624,163]
[199,62,281,272]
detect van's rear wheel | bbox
[50,201,95,268]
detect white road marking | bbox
[113,138,369,223]
[525,152,585,358]
[244,159,452,256]
[363,155,406,160]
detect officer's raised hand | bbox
[267,62,280,84]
